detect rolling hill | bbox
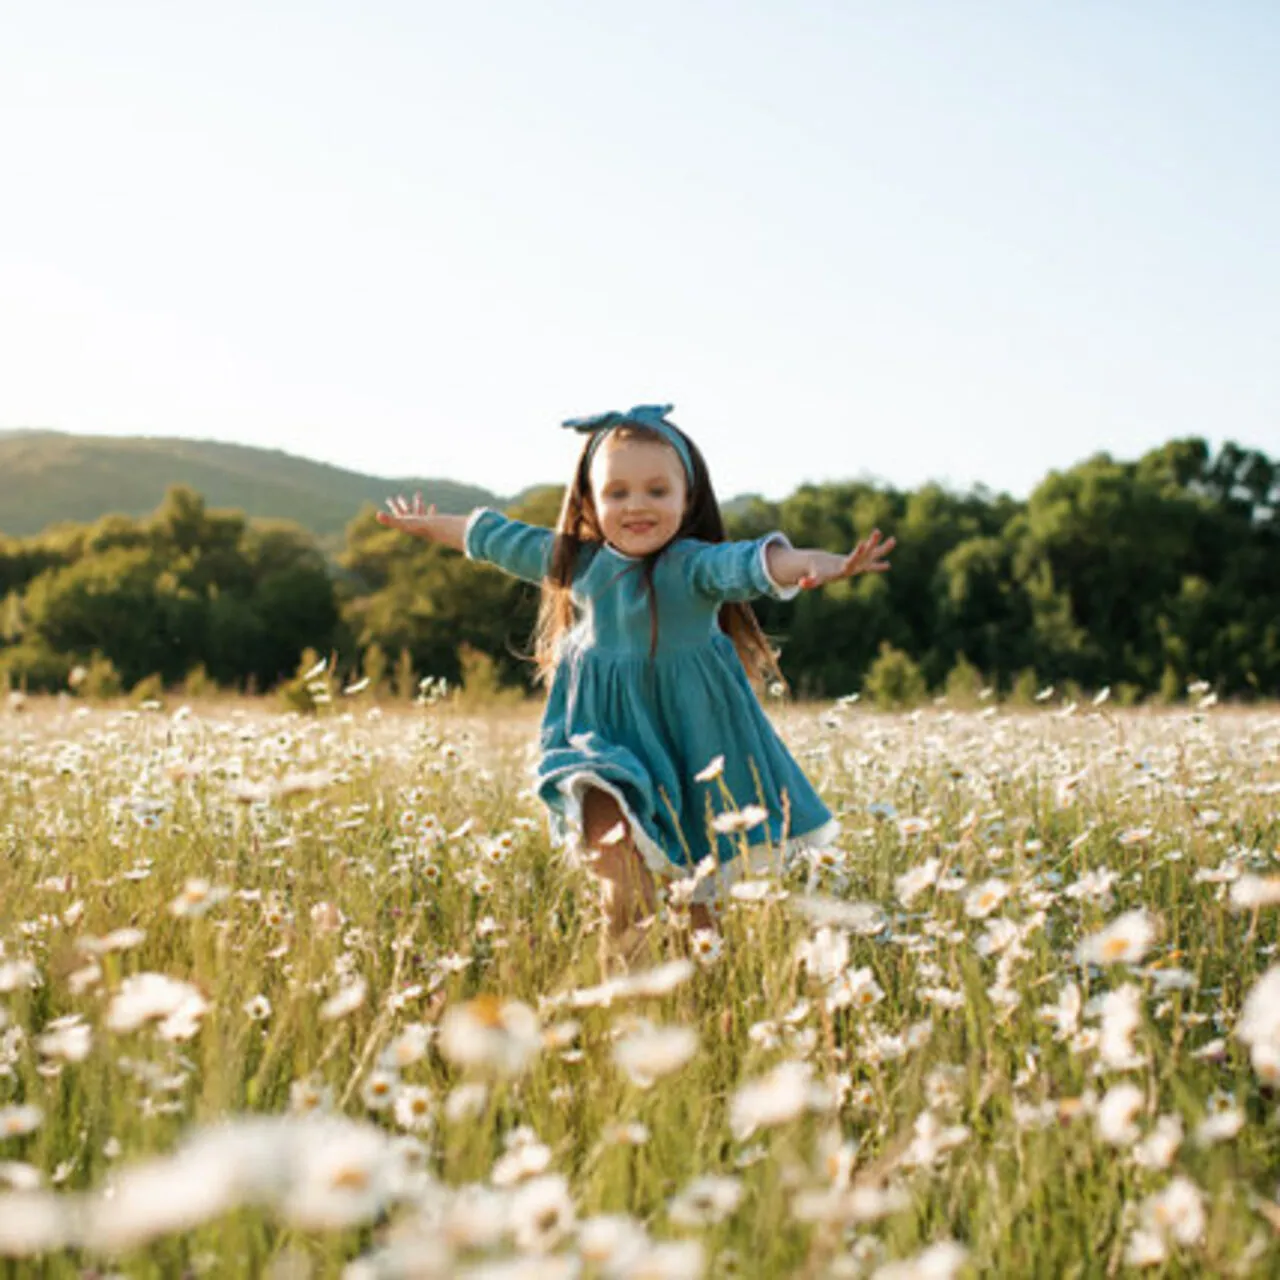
[0,430,513,540]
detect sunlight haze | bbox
[3,1,1277,500]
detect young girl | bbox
[376,405,893,946]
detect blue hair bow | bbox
[562,404,694,485]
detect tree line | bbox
[1,437,1276,703]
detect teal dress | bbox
[464,509,840,900]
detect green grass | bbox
[0,696,1278,1277]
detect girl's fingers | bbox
[382,494,428,527]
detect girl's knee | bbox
[581,787,628,848]
[578,787,656,925]
[689,902,718,934]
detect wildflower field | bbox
[1,693,1279,1278]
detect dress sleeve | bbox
[463,508,555,584]
[681,533,802,604]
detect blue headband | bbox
[562,404,695,487]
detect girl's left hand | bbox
[797,529,895,590]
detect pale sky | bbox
[3,2,1277,501]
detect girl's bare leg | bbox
[581,788,658,956]
[688,902,717,934]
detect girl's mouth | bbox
[626,522,657,533]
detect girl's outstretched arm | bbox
[766,528,895,590]
[376,493,468,551]
[378,497,554,584]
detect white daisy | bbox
[729,1060,832,1140]
[0,1105,43,1139]
[1096,1082,1144,1145]
[1077,909,1157,966]
[668,1174,742,1227]
[711,805,769,834]
[612,1024,698,1089]
[439,997,542,1077]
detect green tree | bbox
[863,641,927,709]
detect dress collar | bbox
[589,538,680,563]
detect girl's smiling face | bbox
[590,435,688,557]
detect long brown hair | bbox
[531,422,786,693]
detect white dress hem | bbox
[553,771,840,906]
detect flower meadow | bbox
[1,692,1279,1278]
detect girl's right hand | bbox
[376,492,438,537]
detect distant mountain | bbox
[0,430,510,539]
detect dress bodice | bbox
[564,543,739,657]
[463,507,799,659]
